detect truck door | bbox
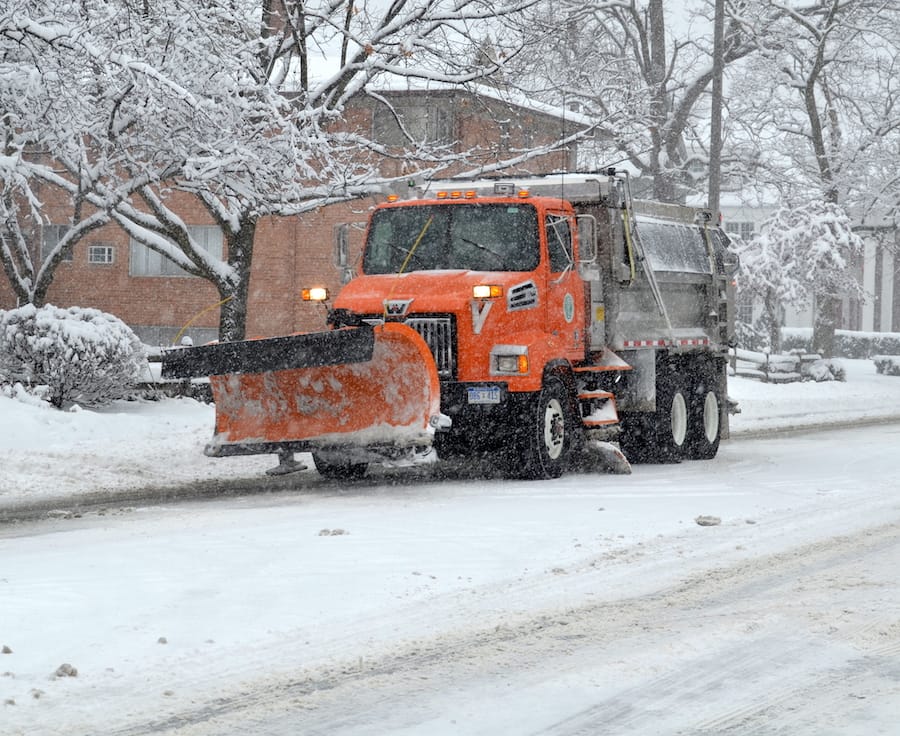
[544,211,586,359]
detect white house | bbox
[717,194,898,335]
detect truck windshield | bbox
[363,203,540,274]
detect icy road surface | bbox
[2,423,899,735]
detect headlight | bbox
[491,346,529,375]
[301,287,329,301]
[473,284,503,299]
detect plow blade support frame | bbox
[161,327,375,379]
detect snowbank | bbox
[2,359,900,511]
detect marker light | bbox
[386,194,399,202]
[473,284,503,299]
[302,287,329,301]
[436,191,449,199]
[517,189,530,198]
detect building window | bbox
[521,120,535,149]
[129,225,223,277]
[372,101,454,146]
[88,245,115,264]
[725,221,754,242]
[41,224,73,262]
[736,294,754,325]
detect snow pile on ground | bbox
[0,391,272,510]
[726,357,900,434]
[1,358,899,511]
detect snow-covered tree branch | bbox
[735,201,865,355]
[3,0,591,341]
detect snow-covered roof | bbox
[366,77,596,129]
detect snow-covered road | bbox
[2,421,899,735]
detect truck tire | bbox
[687,372,721,460]
[312,453,368,480]
[508,374,574,480]
[655,372,688,462]
[618,371,688,464]
[433,432,468,461]
[617,413,656,463]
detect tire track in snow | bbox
[104,519,900,735]
[533,521,900,736]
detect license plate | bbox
[467,386,501,404]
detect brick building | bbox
[1,84,586,347]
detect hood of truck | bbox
[333,270,535,315]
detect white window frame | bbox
[129,225,223,277]
[725,221,755,242]
[88,245,115,264]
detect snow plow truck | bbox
[162,171,737,480]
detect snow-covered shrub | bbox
[780,328,811,354]
[782,328,900,359]
[803,358,845,382]
[735,319,769,352]
[833,332,871,359]
[873,356,900,376]
[0,304,147,408]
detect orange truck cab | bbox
[327,186,601,476]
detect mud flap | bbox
[165,323,443,456]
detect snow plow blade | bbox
[163,323,442,457]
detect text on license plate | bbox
[467,386,501,404]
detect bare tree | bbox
[506,0,770,202]
[735,201,865,354]
[725,0,900,353]
[3,0,597,341]
[1,1,120,306]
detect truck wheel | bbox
[312,453,368,480]
[510,375,574,480]
[687,376,721,460]
[618,373,688,464]
[656,373,688,462]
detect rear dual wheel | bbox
[618,370,690,463]
[655,372,689,462]
[686,370,722,460]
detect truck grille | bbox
[404,316,456,379]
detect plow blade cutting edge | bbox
[163,323,443,458]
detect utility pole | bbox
[708,0,725,219]
[709,0,728,439]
